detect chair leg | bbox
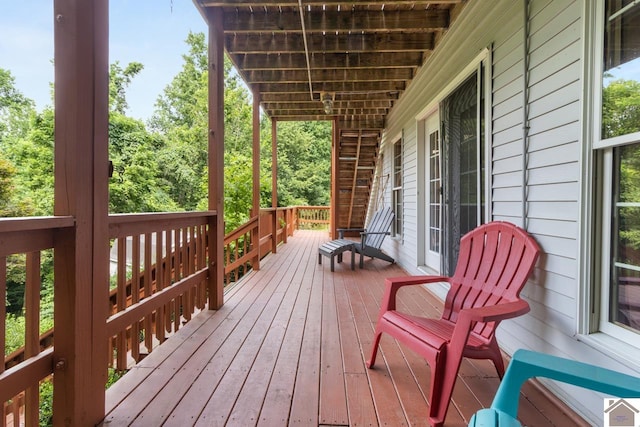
[367,330,383,368]
[487,338,505,379]
[428,369,454,427]
[428,347,466,427]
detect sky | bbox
[0,0,208,121]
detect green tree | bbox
[602,78,640,139]
[108,112,179,213]
[2,108,54,216]
[151,32,263,230]
[151,32,209,210]
[109,61,144,114]
[0,68,35,144]
[273,121,331,207]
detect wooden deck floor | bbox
[103,230,588,427]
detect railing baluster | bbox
[155,230,165,344]
[116,237,127,371]
[131,235,141,363]
[165,230,172,335]
[174,228,182,332]
[24,252,40,426]
[144,233,153,354]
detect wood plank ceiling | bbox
[194,0,468,229]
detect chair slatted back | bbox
[362,207,394,249]
[442,221,540,339]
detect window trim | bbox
[392,136,403,238]
[586,0,640,346]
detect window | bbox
[596,0,640,338]
[392,138,402,237]
[429,119,441,254]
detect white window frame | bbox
[587,0,640,349]
[392,135,403,238]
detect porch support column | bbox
[330,119,339,238]
[252,92,261,268]
[271,119,280,251]
[207,7,225,309]
[53,0,109,424]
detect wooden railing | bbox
[2,206,328,426]
[106,212,214,371]
[224,216,258,286]
[0,216,75,427]
[295,206,330,230]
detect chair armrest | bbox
[458,299,530,323]
[490,349,640,420]
[380,275,450,312]
[337,228,365,239]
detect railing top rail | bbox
[108,211,217,238]
[0,216,75,233]
[108,211,216,224]
[225,216,259,243]
[293,206,329,210]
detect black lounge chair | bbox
[319,206,395,271]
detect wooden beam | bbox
[234,51,424,70]
[260,91,399,103]
[207,7,225,309]
[223,9,449,33]
[226,32,435,54]
[244,68,414,84]
[267,107,389,116]
[258,81,406,93]
[339,118,386,129]
[53,0,110,424]
[262,100,393,110]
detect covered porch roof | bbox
[192,0,469,229]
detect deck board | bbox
[103,230,588,427]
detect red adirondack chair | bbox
[367,221,541,427]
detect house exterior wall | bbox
[370,0,640,424]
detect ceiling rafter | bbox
[223,9,449,33]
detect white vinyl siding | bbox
[367,0,640,424]
[401,125,418,265]
[516,0,582,350]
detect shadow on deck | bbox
[102,230,587,427]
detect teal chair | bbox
[469,349,640,426]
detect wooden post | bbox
[207,7,225,309]
[271,119,279,252]
[252,91,262,268]
[331,119,339,238]
[53,0,110,424]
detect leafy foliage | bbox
[109,61,144,114]
[273,121,332,207]
[109,112,178,213]
[602,78,640,139]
